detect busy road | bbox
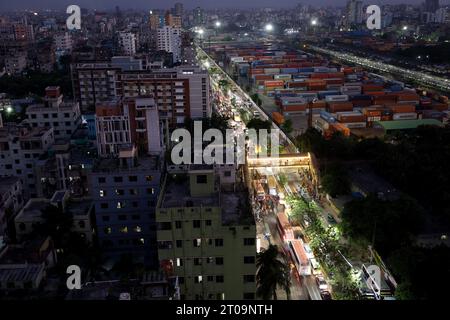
[196,44,335,300]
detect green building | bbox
[156,165,257,300]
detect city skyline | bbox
[0,0,439,11]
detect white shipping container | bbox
[264,68,281,75]
[230,57,244,63]
[325,95,349,102]
[342,122,366,128]
[274,74,292,80]
[393,112,417,120]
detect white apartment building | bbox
[25,87,81,142]
[54,32,73,53]
[0,124,55,199]
[118,31,137,56]
[157,26,182,63]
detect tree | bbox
[256,245,291,300]
[320,163,351,197]
[246,118,272,131]
[281,119,293,134]
[250,93,262,107]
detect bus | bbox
[276,211,294,242]
[267,176,277,196]
[288,239,312,276]
[253,180,265,201]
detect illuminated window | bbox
[99,190,105,197]
[193,238,201,247]
[117,201,124,209]
[145,175,153,181]
[176,258,183,267]
[120,226,128,233]
[134,226,142,233]
[104,227,112,234]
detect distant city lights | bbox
[265,23,274,32]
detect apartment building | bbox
[156,166,257,300]
[96,97,164,157]
[14,190,94,243]
[0,177,23,241]
[118,31,137,56]
[157,26,182,63]
[89,147,162,267]
[25,86,81,141]
[54,32,73,53]
[72,63,211,123]
[4,52,27,74]
[0,124,54,199]
[165,13,182,28]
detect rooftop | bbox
[92,155,160,173]
[374,119,444,131]
[0,176,20,197]
[160,178,220,208]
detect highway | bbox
[308,45,450,93]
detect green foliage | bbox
[340,194,424,256]
[320,163,351,197]
[281,119,293,134]
[388,245,450,300]
[246,118,272,131]
[250,93,262,107]
[0,70,73,99]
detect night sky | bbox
[0,0,429,11]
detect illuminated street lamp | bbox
[265,23,274,32]
[311,18,318,26]
[402,25,408,31]
[198,28,204,35]
[215,21,221,28]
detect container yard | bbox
[209,43,449,137]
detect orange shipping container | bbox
[363,84,384,92]
[272,112,285,124]
[432,103,449,112]
[254,74,274,81]
[338,115,366,123]
[312,100,327,109]
[264,80,285,87]
[282,104,307,112]
[387,104,416,113]
[328,102,353,113]
[397,93,420,101]
[367,91,386,96]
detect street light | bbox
[198,28,204,35]
[311,18,318,26]
[215,21,221,28]
[402,25,408,31]
[265,23,274,32]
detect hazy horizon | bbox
[0,0,434,12]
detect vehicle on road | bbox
[288,239,312,276]
[276,211,294,242]
[316,275,329,291]
[327,213,337,225]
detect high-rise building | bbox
[165,13,182,28]
[156,167,257,300]
[118,31,137,56]
[157,26,182,63]
[424,0,440,13]
[193,7,205,26]
[174,3,184,17]
[149,12,164,30]
[346,0,364,25]
[89,147,162,266]
[54,32,73,53]
[71,63,211,124]
[95,97,164,157]
[25,86,81,142]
